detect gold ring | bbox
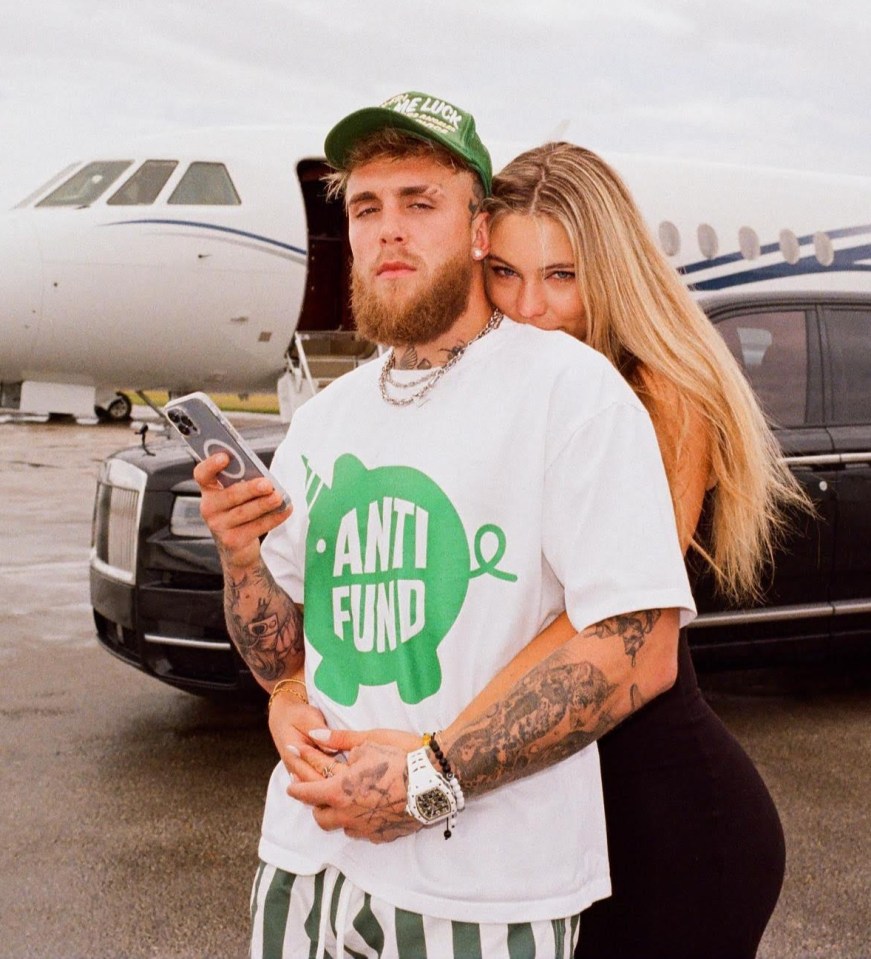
[322,762,336,778]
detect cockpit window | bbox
[167,162,241,205]
[14,163,79,209]
[107,160,179,205]
[35,161,134,207]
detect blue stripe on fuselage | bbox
[104,218,308,260]
[687,242,871,292]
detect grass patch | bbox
[128,391,280,415]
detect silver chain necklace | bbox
[378,309,504,407]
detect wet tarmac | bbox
[1,416,869,959]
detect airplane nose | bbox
[0,210,43,381]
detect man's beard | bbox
[351,250,473,347]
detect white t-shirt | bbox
[259,318,695,923]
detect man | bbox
[195,90,694,958]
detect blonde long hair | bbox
[487,142,808,603]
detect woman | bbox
[272,142,807,958]
[481,142,807,959]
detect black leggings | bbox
[576,637,784,959]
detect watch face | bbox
[415,787,452,822]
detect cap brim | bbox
[325,106,461,170]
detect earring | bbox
[472,248,484,260]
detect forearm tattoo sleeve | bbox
[448,609,662,796]
[222,559,304,682]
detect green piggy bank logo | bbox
[302,453,516,705]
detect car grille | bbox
[90,459,147,584]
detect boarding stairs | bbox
[278,330,382,421]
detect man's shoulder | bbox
[499,318,610,372]
[497,318,634,403]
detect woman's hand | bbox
[307,726,422,756]
[268,691,334,783]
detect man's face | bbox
[346,155,481,345]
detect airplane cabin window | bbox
[168,162,241,205]
[779,229,801,264]
[813,231,835,267]
[823,308,871,424]
[715,310,808,427]
[697,223,719,259]
[36,161,134,207]
[738,226,761,260]
[107,160,179,205]
[658,221,680,256]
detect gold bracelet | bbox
[268,678,309,711]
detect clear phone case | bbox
[163,391,290,509]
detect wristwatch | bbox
[405,747,457,826]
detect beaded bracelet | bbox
[267,678,309,712]
[425,732,451,776]
[426,732,465,811]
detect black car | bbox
[89,291,871,696]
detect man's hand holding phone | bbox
[164,392,292,573]
[194,452,291,574]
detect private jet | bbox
[2,125,870,422]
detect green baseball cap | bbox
[324,91,493,195]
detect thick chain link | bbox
[378,309,504,407]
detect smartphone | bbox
[163,392,291,509]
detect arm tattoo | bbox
[222,558,304,681]
[588,609,661,665]
[446,609,663,797]
[449,646,617,796]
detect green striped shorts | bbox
[250,862,581,959]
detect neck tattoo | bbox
[378,309,504,407]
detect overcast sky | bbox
[1,0,868,208]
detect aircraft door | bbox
[296,160,354,332]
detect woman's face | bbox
[485,213,587,340]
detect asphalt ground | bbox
[1,415,869,959]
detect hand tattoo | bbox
[336,746,417,843]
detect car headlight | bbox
[170,495,210,538]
